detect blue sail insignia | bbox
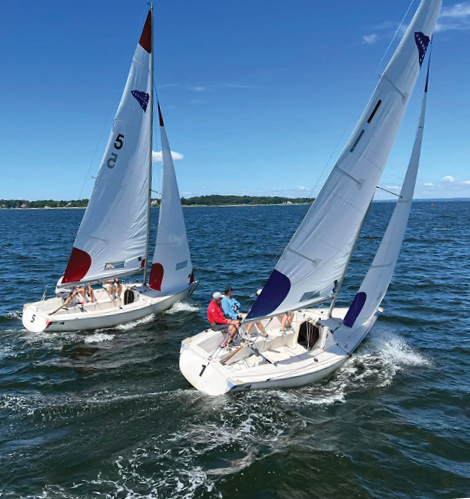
[414,32,430,67]
[131,90,149,112]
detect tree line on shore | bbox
[1,195,314,209]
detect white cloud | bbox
[424,182,435,187]
[463,180,470,185]
[362,33,379,45]
[436,2,470,31]
[189,85,207,92]
[441,175,456,183]
[297,186,311,191]
[441,2,470,18]
[152,150,183,162]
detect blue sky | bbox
[0,0,468,201]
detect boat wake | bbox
[343,327,431,388]
[115,314,156,330]
[0,310,22,323]
[0,328,432,498]
[164,301,199,315]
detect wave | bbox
[83,333,114,344]
[0,310,22,323]
[165,302,199,315]
[115,314,156,330]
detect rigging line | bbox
[374,0,417,77]
[304,0,417,202]
[78,113,113,200]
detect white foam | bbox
[83,333,114,343]
[115,314,156,330]
[337,327,431,389]
[3,311,22,320]
[165,302,199,314]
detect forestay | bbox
[343,58,431,329]
[62,12,153,285]
[246,0,441,322]
[148,104,194,293]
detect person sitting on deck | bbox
[221,286,242,320]
[280,311,294,334]
[104,277,123,300]
[207,291,239,348]
[56,278,96,305]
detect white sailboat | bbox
[179,0,440,396]
[22,6,198,333]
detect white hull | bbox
[22,281,198,333]
[179,306,379,396]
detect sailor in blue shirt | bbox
[221,286,241,320]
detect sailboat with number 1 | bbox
[179,0,440,396]
[22,6,198,333]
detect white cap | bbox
[212,291,224,300]
[256,289,263,296]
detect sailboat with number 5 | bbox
[179,0,440,395]
[22,6,198,333]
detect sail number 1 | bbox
[107,134,125,169]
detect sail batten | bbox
[246,0,441,322]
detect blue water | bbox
[0,201,469,497]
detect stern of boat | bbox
[179,333,234,396]
[22,303,53,333]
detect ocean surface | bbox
[0,201,469,498]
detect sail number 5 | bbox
[107,134,125,168]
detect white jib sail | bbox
[246,0,441,322]
[343,61,431,329]
[148,104,194,293]
[62,12,153,285]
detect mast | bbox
[143,3,154,285]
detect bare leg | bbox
[281,314,288,330]
[76,288,87,303]
[257,321,268,337]
[221,322,239,347]
[285,313,293,328]
[87,286,97,303]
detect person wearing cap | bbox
[221,286,242,320]
[207,291,239,347]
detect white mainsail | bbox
[246,0,441,321]
[149,104,194,293]
[62,12,153,285]
[343,60,431,330]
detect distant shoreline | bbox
[2,203,312,210]
[0,197,468,210]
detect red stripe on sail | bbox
[149,263,164,291]
[139,10,152,53]
[158,103,165,127]
[62,247,92,284]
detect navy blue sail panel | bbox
[414,32,430,67]
[343,292,367,328]
[246,270,291,320]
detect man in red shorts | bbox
[207,291,239,347]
